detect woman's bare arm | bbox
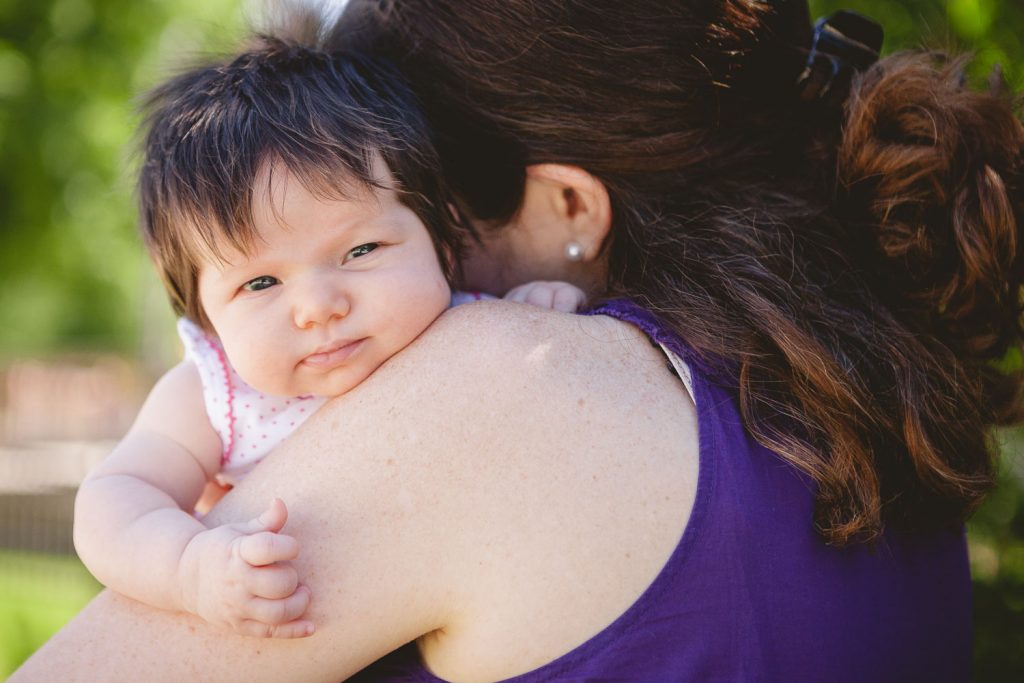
[17,307,498,681]
[14,302,698,682]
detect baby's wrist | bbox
[173,527,207,616]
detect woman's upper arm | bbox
[18,302,602,681]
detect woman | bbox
[15,0,1023,680]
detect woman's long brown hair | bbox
[333,0,1024,544]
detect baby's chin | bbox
[252,368,379,401]
[236,373,322,400]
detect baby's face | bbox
[196,167,451,398]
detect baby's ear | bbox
[442,202,466,278]
[436,237,458,284]
[442,244,456,275]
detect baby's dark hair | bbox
[137,34,461,329]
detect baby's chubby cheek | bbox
[427,277,454,321]
[221,335,295,397]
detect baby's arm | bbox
[503,280,587,312]
[73,361,313,638]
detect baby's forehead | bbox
[187,158,395,264]
[181,219,256,273]
[254,158,393,216]
[255,162,397,231]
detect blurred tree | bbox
[0,0,244,362]
[809,3,1024,678]
[810,0,1022,88]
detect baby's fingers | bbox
[238,618,315,639]
[504,284,534,305]
[238,531,300,567]
[248,563,300,600]
[507,283,557,309]
[552,285,585,312]
[241,586,313,635]
[244,498,289,534]
[522,286,556,309]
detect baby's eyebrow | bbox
[199,249,262,282]
[228,247,280,273]
[203,230,269,267]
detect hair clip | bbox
[796,10,883,104]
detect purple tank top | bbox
[351,299,972,681]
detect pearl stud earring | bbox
[564,241,584,262]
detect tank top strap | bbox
[581,298,729,394]
[657,342,695,404]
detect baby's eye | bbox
[345,243,380,261]
[242,275,280,292]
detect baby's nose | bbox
[292,277,350,329]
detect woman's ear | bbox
[524,164,611,261]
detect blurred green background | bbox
[0,0,250,366]
[0,0,1022,679]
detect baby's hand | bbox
[504,281,587,312]
[178,498,313,638]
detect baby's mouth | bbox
[301,338,366,368]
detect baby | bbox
[73,39,584,639]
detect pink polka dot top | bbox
[177,318,327,485]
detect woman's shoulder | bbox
[361,300,695,467]
[389,299,653,388]
[332,301,701,680]
[425,299,601,348]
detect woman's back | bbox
[354,300,971,682]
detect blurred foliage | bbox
[0,551,101,681]
[809,2,1024,678]
[813,0,1023,88]
[0,0,245,361]
[0,0,1021,679]
[969,428,1024,679]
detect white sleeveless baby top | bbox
[177,318,326,485]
